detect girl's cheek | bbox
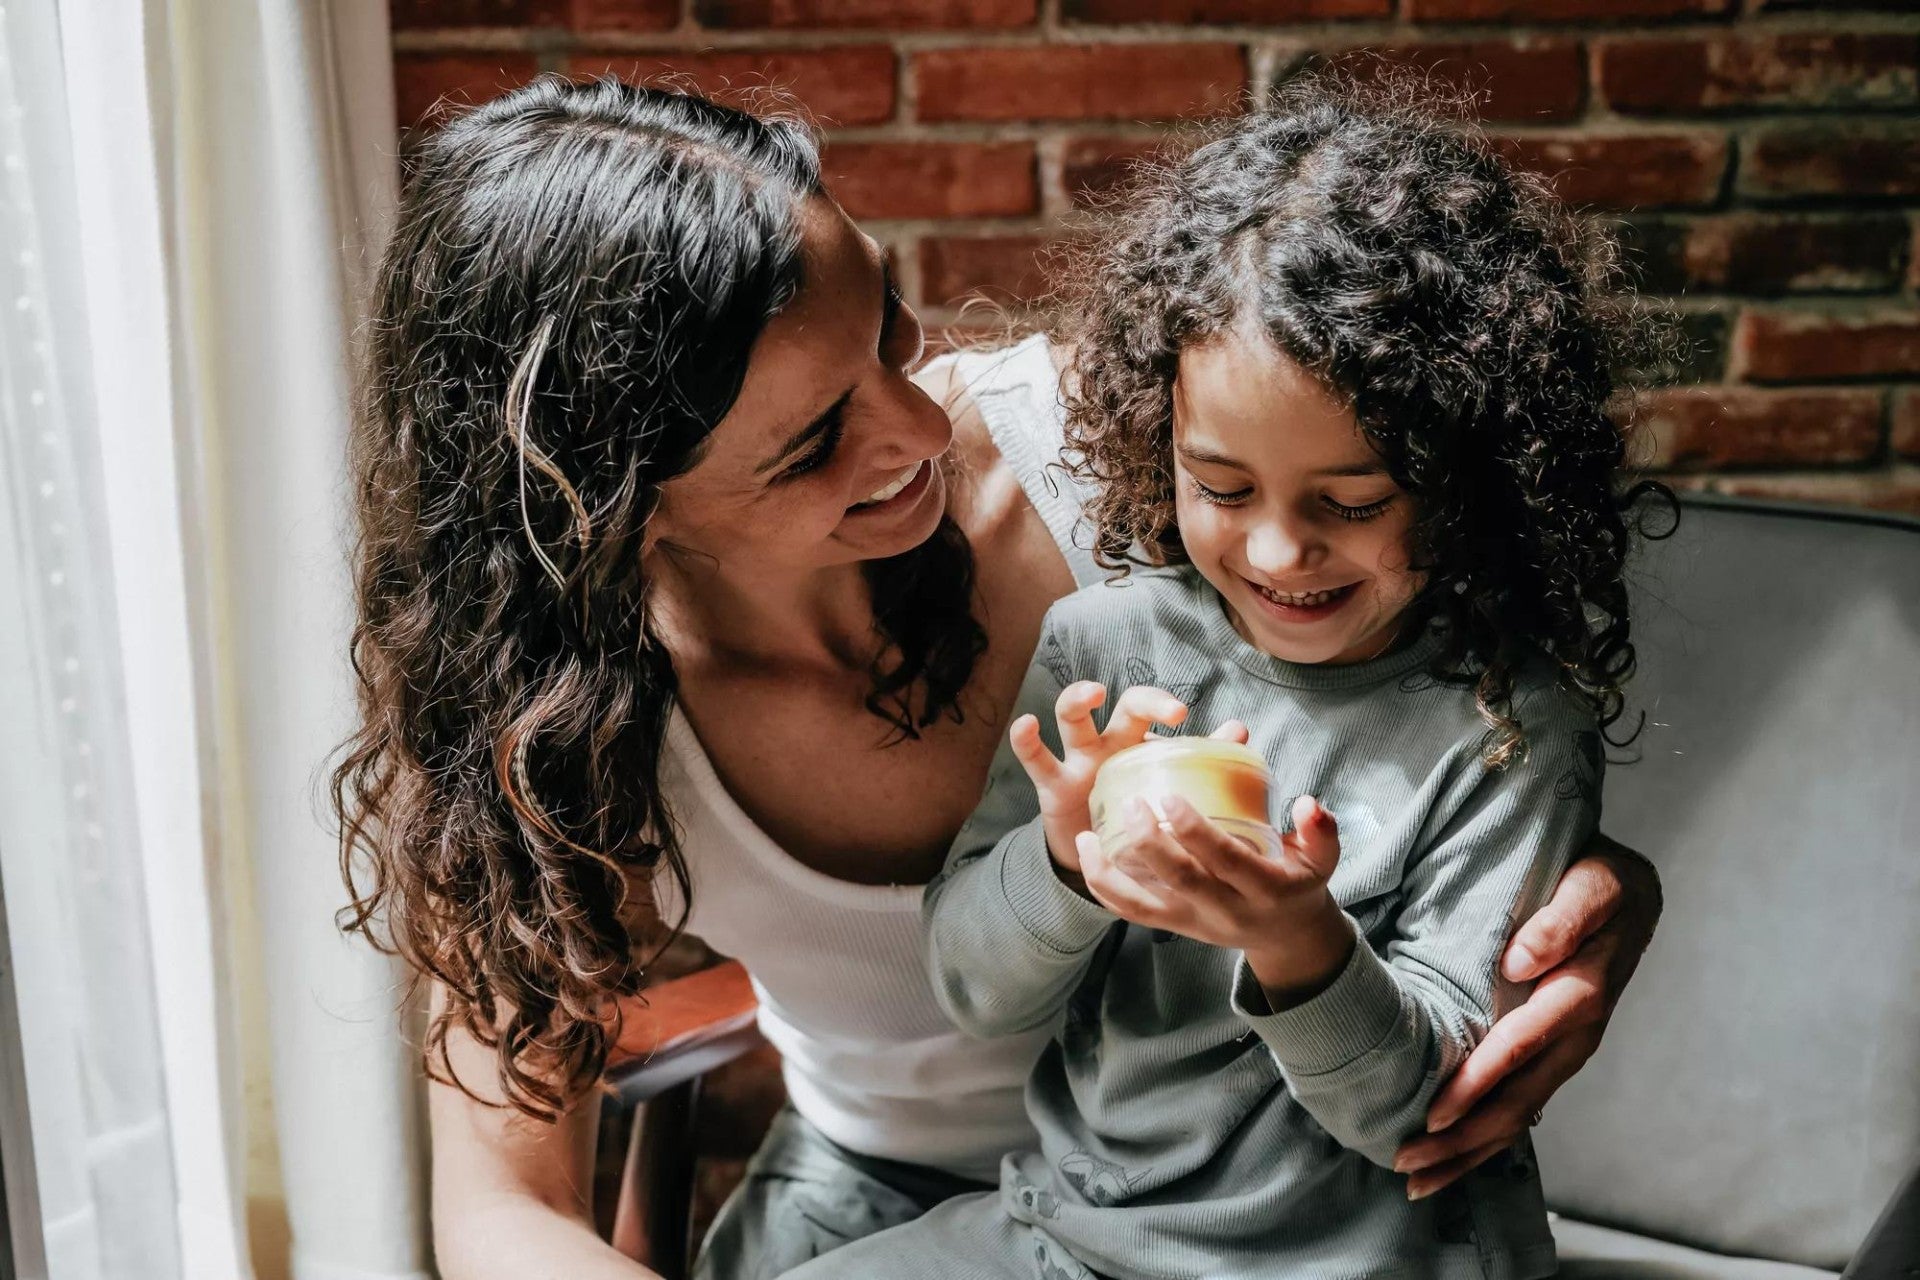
[1175,498,1233,554]
[1373,521,1424,601]
[1372,510,1417,571]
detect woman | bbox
[335,78,1662,1280]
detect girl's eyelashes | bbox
[1324,494,1396,521]
[1187,477,1251,506]
[1186,474,1397,522]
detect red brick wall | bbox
[392,1,1920,513]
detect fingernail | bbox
[1426,1112,1456,1134]
[1407,1180,1435,1202]
[1506,944,1538,979]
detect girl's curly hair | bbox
[333,77,984,1120]
[1055,73,1677,765]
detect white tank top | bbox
[654,335,1101,1179]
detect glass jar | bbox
[1087,737,1277,883]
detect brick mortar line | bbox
[1676,462,1920,480]
[391,85,1920,144]
[392,13,1919,55]
[397,45,1920,131]
[818,122,1172,141]
[1721,299,1920,314]
[1656,294,1916,310]
[805,119,1888,140]
[1662,380,1920,392]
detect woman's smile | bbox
[849,459,930,512]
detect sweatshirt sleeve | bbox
[923,615,1118,1040]
[1230,693,1604,1167]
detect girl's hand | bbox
[1008,682,1188,874]
[1077,794,1354,1007]
[1392,837,1663,1198]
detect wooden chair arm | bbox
[608,960,765,1106]
[604,960,766,1278]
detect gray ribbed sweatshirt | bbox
[923,565,1601,1280]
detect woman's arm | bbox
[1392,835,1663,1196]
[428,983,661,1280]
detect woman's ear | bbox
[637,485,672,559]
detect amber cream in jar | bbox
[1088,738,1276,879]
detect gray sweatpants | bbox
[776,1190,1109,1280]
[693,1107,996,1280]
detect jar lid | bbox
[1089,736,1271,835]
[1097,736,1269,777]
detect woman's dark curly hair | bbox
[1056,74,1676,765]
[333,77,984,1120]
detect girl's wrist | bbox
[1044,829,1096,900]
[1244,893,1354,1011]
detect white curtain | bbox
[0,3,430,1279]
[0,4,185,1275]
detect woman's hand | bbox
[1077,794,1354,1008]
[1392,835,1663,1199]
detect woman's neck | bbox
[649,549,879,673]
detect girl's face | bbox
[1172,327,1424,666]
[648,197,952,577]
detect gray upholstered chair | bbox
[604,493,1920,1279]
[1535,493,1919,1278]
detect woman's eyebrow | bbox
[756,388,853,476]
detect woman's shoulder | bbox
[930,334,1103,590]
[919,333,1061,455]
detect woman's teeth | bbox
[856,462,921,507]
[1255,584,1345,607]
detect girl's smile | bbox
[1242,577,1361,621]
[1173,325,1425,666]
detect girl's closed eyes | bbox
[1185,476,1398,524]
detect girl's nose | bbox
[1245,515,1324,576]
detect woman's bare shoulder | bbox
[915,345,1077,608]
[917,352,1016,535]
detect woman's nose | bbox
[868,369,953,466]
[1245,514,1324,576]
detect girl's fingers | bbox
[1207,718,1251,745]
[1080,830,1172,920]
[1153,795,1269,896]
[1120,798,1220,899]
[1053,682,1108,753]
[1007,713,1060,788]
[1283,795,1342,883]
[1103,686,1188,746]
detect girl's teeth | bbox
[857,462,920,507]
[1259,585,1340,607]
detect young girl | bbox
[782,83,1670,1280]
